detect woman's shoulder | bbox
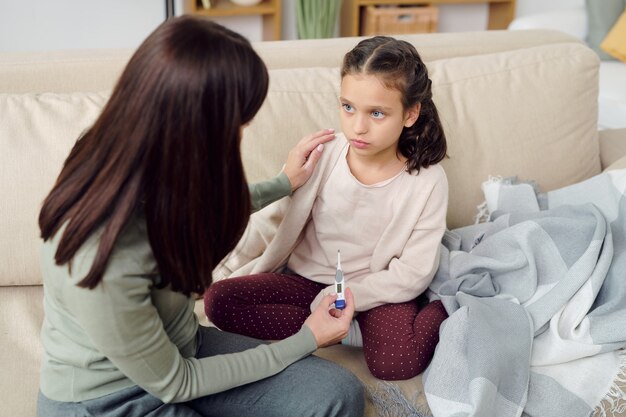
[60,215,157,284]
[110,216,156,272]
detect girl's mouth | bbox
[351,139,369,149]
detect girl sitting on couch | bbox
[205,36,450,381]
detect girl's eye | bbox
[372,110,384,119]
[342,103,354,113]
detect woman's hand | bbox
[303,288,354,348]
[282,129,336,191]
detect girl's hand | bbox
[303,288,355,348]
[282,129,336,191]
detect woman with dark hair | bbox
[37,16,363,417]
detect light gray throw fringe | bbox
[367,381,432,417]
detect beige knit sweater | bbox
[214,134,448,312]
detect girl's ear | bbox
[404,103,421,128]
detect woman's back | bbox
[40,217,198,402]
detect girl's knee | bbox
[364,345,430,381]
[367,359,424,381]
[203,280,235,326]
[423,299,448,322]
[369,360,431,381]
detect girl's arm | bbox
[339,224,444,311]
[311,174,448,312]
[213,196,290,281]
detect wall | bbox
[0,0,579,52]
[0,0,165,52]
[191,0,586,41]
[206,1,489,41]
[515,0,583,18]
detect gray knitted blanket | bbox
[424,170,626,417]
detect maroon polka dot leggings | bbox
[204,272,448,381]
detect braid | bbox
[399,53,446,172]
[406,95,447,172]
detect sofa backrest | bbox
[0,30,579,93]
[0,30,600,288]
[255,29,582,69]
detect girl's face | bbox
[339,73,419,163]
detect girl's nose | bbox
[354,114,368,135]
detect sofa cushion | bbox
[600,128,626,168]
[0,49,130,94]
[254,30,584,70]
[430,43,600,227]
[0,286,45,417]
[605,154,626,171]
[0,92,108,286]
[585,0,626,60]
[242,42,601,228]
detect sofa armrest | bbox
[600,128,626,170]
[508,8,587,41]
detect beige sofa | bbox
[2,29,626,417]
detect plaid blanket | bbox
[424,169,626,417]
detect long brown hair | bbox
[341,36,447,173]
[39,17,269,295]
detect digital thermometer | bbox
[335,250,346,309]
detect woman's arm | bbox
[248,129,335,212]
[65,255,318,403]
[249,172,292,212]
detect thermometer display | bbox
[335,250,346,310]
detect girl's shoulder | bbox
[403,163,449,202]
[325,132,349,154]
[407,163,448,185]
[315,132,349,170]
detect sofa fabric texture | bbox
[0,92,109,287]
[0,30,621,417]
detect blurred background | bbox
[0,0,583,52]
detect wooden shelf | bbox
[184,0,282,40]
[341,0,516,36]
